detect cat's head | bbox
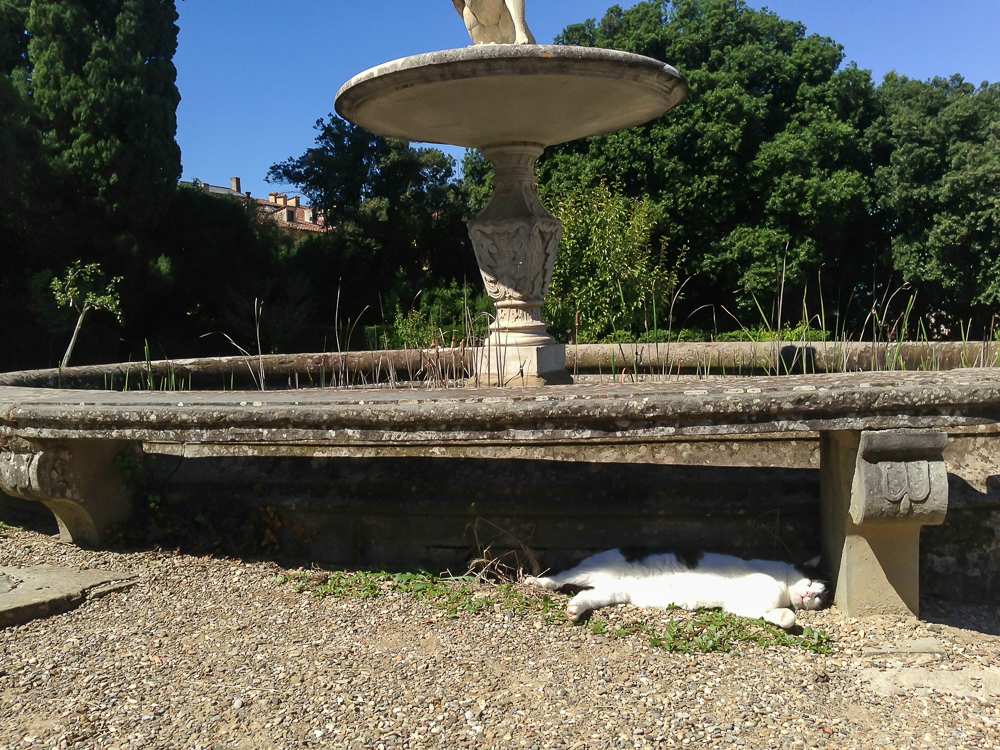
[790,557,831,611]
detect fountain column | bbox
[335,44,688,386]
[468,143,570,386]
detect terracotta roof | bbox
[180,180,328,233]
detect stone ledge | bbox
[0,566,136,629]
[1,370,998,445]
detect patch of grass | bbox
[280,570,568,623]
[278,571,832,653]
[586,610,831,654]
[0,520,9,537]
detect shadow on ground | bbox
[6,490,998,639]
[920,598,1000,637]
[0,498,58,536]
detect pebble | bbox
[2,523,999,750]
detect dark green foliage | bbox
[0,0,182,369]
[462,149,494,214]
[0,1,29,75]
[543,0,882,330]
[364,279,493,351]
[268,117,478,341]
[135,188,297,356]
[18,0,181,232]
[871,74,1000,327]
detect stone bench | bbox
[2,369,1000,618]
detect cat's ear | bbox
[804,555,821,569]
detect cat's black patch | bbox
[620,548,704,569]
[675,549,704,570]
[620,547,652,564]
[795,557,828,582]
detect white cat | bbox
[526,549,830,629]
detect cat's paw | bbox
[525,576,557,590]
[566,603,583,622]
[764,608,796,630]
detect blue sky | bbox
[175,1,1000,203]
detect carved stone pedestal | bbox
[821,429,949,617]
[0,440,132,548]
[468,143,572,386]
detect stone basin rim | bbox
[335,44,689,150]
[336,44,687,100]
[2,370,1000,439]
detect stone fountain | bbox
[2,6,997,622]
[335,1,688,386]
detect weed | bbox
[0,520,9,537]
[287,570,568,623]
[588,610,830,654]
[279,571,832,653]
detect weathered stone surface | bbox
[465,143,572,385]
[861,666,1000,701]
[822,428,956,619]
[0,574,16,595]
[0,349,476,390]
[0,441,132,547]
[565,341,1000,375]
[851,429,949,525]
[1,370,999,447]
[476,342,572,387]
[0,566,136,629]
[2,343,995,391]
[335,45,687,150]
[469,145,560,346]
[145,451,822,569]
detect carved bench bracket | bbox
[851,429,949,526]
[0,440,132,548]
[821,429,949,619]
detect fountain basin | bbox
[335,44,687,150]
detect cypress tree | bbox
[15,0,181,236]
[1,0,181,369]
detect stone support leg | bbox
[468,143,572,386]
[820,429,949,618]
[0,440,132,548]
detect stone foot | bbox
[474,343,571,387]
[0,440,133,548]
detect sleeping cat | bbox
[526,549,830,629]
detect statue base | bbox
[473,343,572,387]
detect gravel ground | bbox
[2,520,999,750]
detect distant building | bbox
[179,177,328,240]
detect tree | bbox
[50,261,123,367]
[268,117,475,336]
[870,74,1000,328]
[540,0,883,330]
[17,0,181,236]
[136,187,294,357]
[545,181,679,343]
[0,0,38,265]
[0,0,182,369]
